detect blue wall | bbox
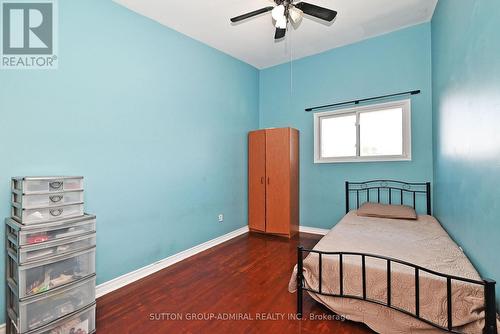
[259,24,434,228]
[0,0,259,322]
[432,0,500,306]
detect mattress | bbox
[289,211,500,333]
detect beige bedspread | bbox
[289,211,500,333]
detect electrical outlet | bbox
[218,214,224,223]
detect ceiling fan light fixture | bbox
[276,16,287,29]
[271,4,285,22]
[289,6,303,24]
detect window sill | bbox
[314,156,412,164]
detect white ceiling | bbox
[114,0,437,69]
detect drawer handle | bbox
[49,195,63,203]
[50,208,63,217]
[49,181,63,190]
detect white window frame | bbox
[313,99,412,163]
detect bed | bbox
[289,180,499,334]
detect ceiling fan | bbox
[230,1,337,40]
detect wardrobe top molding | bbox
[252,127,299,131]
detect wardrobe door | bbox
[265,128,290,235]
[248,130,266,232]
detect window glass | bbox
[320,115,357,158]
[359,108,403,156]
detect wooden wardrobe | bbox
[248,127,299,238]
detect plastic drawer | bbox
[8,247,96,299]
[6,215,96,247]
[8,233,96,263]
[11,177,83,195]
[8,303,96,334]
[12,203,84,224]
[8,276,95,333]
[12,190,84,210]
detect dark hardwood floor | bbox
[96,232,374,334]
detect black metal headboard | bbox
[345,180,431,215]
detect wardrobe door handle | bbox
[267,177,270,185]
[260,177,264,184]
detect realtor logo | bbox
[1,0,58,69]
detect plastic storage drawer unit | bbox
[6,215,96,246]
[12,190,84,210]
[12,203,84,225]
[6,176,96,334]
[7,247,96,299]
[11,177,83,194]
[8,276,96,333]
[8,233,96,263]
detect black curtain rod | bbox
[305,90,421,112]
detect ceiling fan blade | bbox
[289,6,303,24]
[294,2,337,22]
[274,28,286,39]
[230,6,274,23]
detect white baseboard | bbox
[96,225,327,297]
[0,224,326,332]
[299,226,329,235]
[96,226,249,298]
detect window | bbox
[314,99,411,163]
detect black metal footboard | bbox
[296,246,498,334]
